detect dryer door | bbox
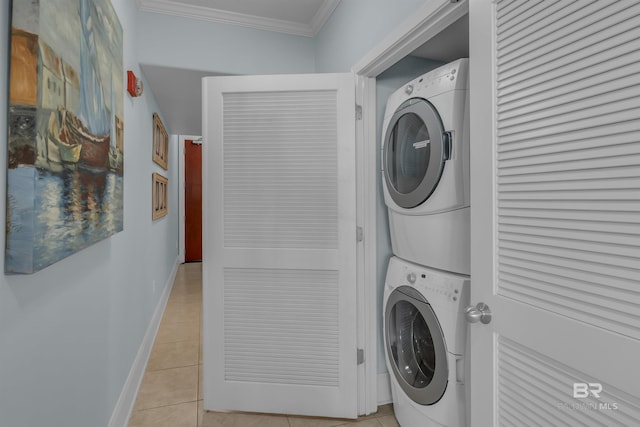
[383,98,447,209]
[385,286,448,405]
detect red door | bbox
[185,139,202,261]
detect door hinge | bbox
[356,226,363,242]
[357,348,365,365]
[355,104,362,120]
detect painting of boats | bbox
[64,110,111,171]
[44,110,82,169]
[59,140,83,164]
[6,0,124,274]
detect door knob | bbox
[465,303,492,324]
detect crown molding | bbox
[137,0,340,37]
[310,0,341,35]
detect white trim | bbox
[137,0,340,37]
[310,0,341,35]
[178,134,201,264]
[377,373,392,405]
[352,0,468,77]
[108,257,179,427]
[351,0,469,415]
[355,75,379,416]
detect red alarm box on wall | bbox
[127,70,143,97]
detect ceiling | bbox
[136,0,341,37]
[140,65,225,136]
[138,1,469,136]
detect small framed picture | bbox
[153,113,168,169]
[152,173,168,220]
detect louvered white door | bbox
[470,1,640,425]
[201,74,357,418]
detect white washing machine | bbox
[382,59,470,275]
[384,256,470,427]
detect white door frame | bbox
[351,0,469,416]
[178,134,201,264]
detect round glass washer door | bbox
[385,286,448,405]
[383,98,447,209]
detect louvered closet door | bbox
[202,74,357,418]
[470,1,640,425]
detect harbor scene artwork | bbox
[6,0,124,274]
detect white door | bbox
[470,1,640,426]
[201,74,358,418]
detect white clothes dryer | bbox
[382,59,470,275]
[384,256,470,427]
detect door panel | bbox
[202,73,357,418]
[184,139,202,261]
[470,1,640,425]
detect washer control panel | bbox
[398,262,469,308]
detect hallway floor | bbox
[128,262,399,427]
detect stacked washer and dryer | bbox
[382,59,470,427]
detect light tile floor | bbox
[128,263,399,427]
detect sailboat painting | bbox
[6,0,124,274]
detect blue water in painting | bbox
[6,166,124,273]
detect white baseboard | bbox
[108,257,179,427]
[377,372,392,405]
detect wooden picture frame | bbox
[152,173,168,220]
[153,113,168,169]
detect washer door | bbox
[383,98,447,209]
[385,286,448,405]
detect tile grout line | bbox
[135,398,200,413]
[145,362,200,373]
